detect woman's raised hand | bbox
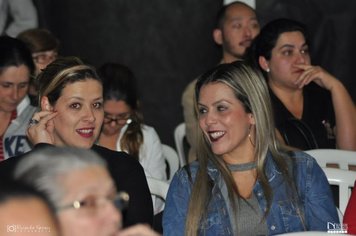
[293,64,338,91]
[27,111,58,145]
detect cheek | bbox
[59,213,99,235]
[95,111,104,124]
[54,113,74,129]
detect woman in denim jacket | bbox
[163,61,338,236]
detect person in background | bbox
[0,36,36,161]
[248,18,356,150]
[17,28,60,106]
[0,178,59,236]
[97,63,166,215]
[0,56,153,227]
[14,146,123,236]
[0,0,38,37]
[163,61,338,235]
[343,181,356,234]
[181,1,260,163]
[14,146,160,236]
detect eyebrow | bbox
[198,99,232,107]
[66,96,103,101]
[278,42,308,50]
[229,16,258,22]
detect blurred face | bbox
[0,198,59,236]
[218,4,260,61]
[57,166,121,236]
[102,100,132,136]
[198,82,254,159]
[48,79,104,148]
[32,50,58,75]
[267,31,311,90]
[0,65,30,113]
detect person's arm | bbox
[140,127,167,214]
[141,126,166,181]
[303,156,339,230]
[6,0,38,37]
[162,169,191,236]
[181,79,198,162]
[295,64,356,150]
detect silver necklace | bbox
[226,161,257,172]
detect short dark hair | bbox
[215,1,255,29]
[17,28,60,53]
[0,36,35,75]
[247,18,309,69]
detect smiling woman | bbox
[0,36,36,161]
[163,61,339,236]
[0,57,154,227]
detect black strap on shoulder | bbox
[281,118,319,150]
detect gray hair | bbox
[14,146,107,209]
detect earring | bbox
[266,68,270,73]
[248,125,256,147]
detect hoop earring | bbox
[248,125,255,147]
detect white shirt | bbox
[116,124,166,214]
[0,0,38,37]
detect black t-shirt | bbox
[0,143,154,228]
[270,83,336,150]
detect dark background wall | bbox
[33,0,355,147]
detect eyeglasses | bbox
[32,50,58,64]
[57,191,129,212]
[103,112,131,125]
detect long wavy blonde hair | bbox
[185,61,296,235]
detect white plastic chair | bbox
[321,167,356,215]
[162,144,179,181]
[146,177,169,201]
[305,149,356,170]
[174,122,187,167]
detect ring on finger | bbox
[28,118,39,127]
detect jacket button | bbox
[270,225,276,230]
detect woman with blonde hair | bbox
[0,56,153,227]
[163,61,338,235]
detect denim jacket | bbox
[163,151,339,236]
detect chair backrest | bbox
[146,177,170,201]
[162,144,179,181]
[305,149,356,170]
[322,167,356,215]
[174,122,187,167]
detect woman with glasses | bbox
[97,63,166,215]
[0,56,153,228]
[15,146,160,236]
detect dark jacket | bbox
[0,143,154,227]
